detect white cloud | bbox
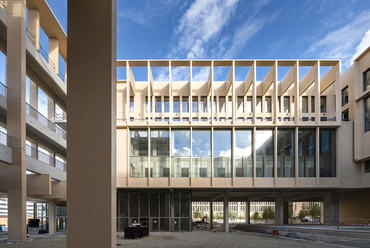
[306,11,370,70]
[171,0,240,59]
[350,29,370,65]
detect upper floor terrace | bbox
[116,59,341,128]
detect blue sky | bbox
[45,0,370,77]
[1,0,370,117]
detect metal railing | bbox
[38,43,56,70]
[26,103,67,140]
[0,82,6,97]
[25,28,67,84]
[0,131,11,147]
[26,144,66,171]
[55,112,67,121]
[0,1,7,9]
[25,28,36,46]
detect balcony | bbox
[26,144,66,181]
[26,103,66,150]
[0,130,11,163]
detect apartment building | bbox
[0,0,369,244]
[0,0,67,240]
[116,53,370,232]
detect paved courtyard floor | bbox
[0,229,347,248]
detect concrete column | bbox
[245,201,250,224]
[275,192,284,226]
[223,192,229,233]
[49,201,56,234]
[6,0,27,241]
[67,0,116,247]
[27,9,40,49]
[320,202,324,224]
[210,201,213,229]
[48,97,55,121]
[324,192,339,225]
[49,39,59,73]
[29,80,38,108]
[170,192,174,232]
[283,201,289,224]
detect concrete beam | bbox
[279,65,295,96]
[299,65,315,96]
[243,66,253,96]
[37,180,66,200]
[262,65,274,96]
[26,174,51,195]
[320,64,336,94]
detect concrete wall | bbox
[339,189,370,225]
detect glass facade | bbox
[128,128,337,179]
[255,129,274,177]
[130,129,148,177]
[151,130,170,177]
[298,129,316,177]
[342,86,348,106]
[192,129,211,177]
[320,129,336,177]
[235,129,252,177]
[213,130,231,177]
[277,129,295,177]
[117,190,191,232]
[171,129,190,177]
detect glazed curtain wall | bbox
[117,190,191,232]
[129,128,336,178]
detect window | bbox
[311,96,315,113]
[256,96,262,113]
[130,129,148,177]
[342,86,348,106]
[213,96,217,113]
[319,129,336,177]
[130,96,134,113]
[247,96,253,113]
[164,96,169,113]
[237,96,244,113]
[277,96,281,113]
[342,109,349,121]
[320,96,326,113]
[146,96,152,113]
[302,96,308,113]
[182,96,189,113]
[219,96,225,113]
[256,129,274,177]
[192,130,211,177]
[235,129,252,177]
[364,68,370,92]
[284,96,290,113]
[173,96,180,113]
[365,160,370,173]
[213,130,231,178]
[192,96,198,113]
[298,129,316,177]
[155,97,161,113]
[365,96,370,133]
[151,130,170,177]
[228,96,232,113]
[265,96,271,113]
[201,96,207,113]
[277,129,295,177]
[171,129,190,177]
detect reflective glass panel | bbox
[277,129,295,177]
[213,130,231,177]
[192,129,211,177]
[255,130,274,177]
[235,130,253,177]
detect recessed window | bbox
[155,96,161,113]
[247,96,253,113]
[284,96,290,113]
[365,160,370,173]
[256,96,262,113]
[237,96,244,113]
[342,86,348,106]
[320,96,327,113]
[265,96,271,113]
[164,96,169,113]
[173,96,180,113]
[342,109,349,121]
[365,96,370,133]
[192,96,198,113]
[311,96,315,113]
[201,96,207,113]
[302,96,308,113]
[182,96,189,113]
[228,96,232,113]
[364,68,370,92]
[219,96,226,113]
[130,96,134,113]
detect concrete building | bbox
[0,0,369,246]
